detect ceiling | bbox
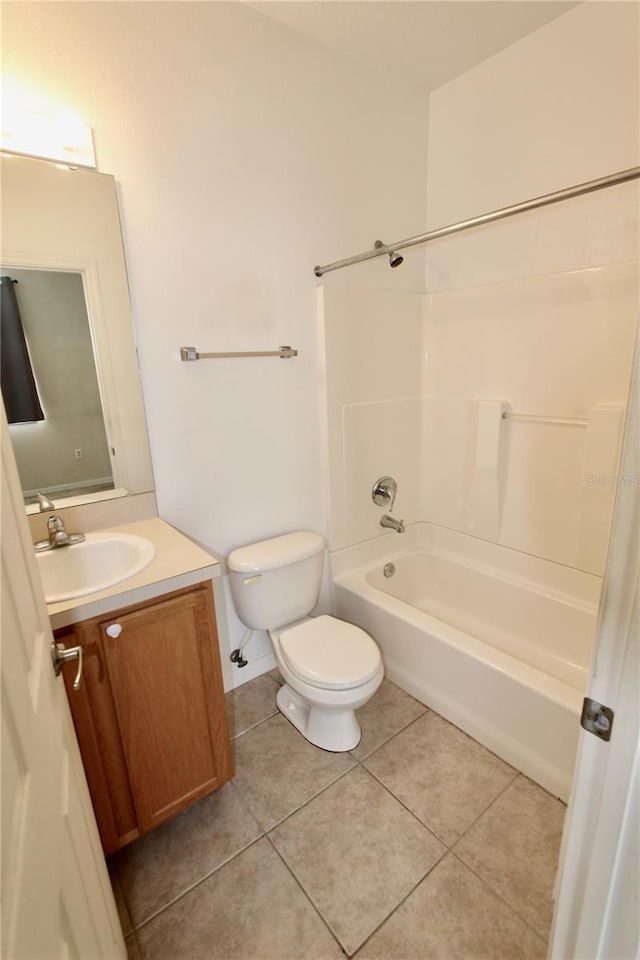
[246,1,581,93]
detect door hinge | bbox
[581,697,614,742]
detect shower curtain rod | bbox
[313,165,640,277]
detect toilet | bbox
[227,531,383,751]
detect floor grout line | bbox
[449,848,551,947]
[358,762,452,847]
[349,847,450,959]
[128,832,266,934]
[264,832,348,957]
[358,702,525,850]
[230,708,279,740]
[226,691,439,956]
[120,781,268,934]
[449,767,521,844]
[349,703,429,762]
[262,761,359,834]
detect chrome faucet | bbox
[34,515,86,552]
[380,514,405,534]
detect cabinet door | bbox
[101,585,230,833]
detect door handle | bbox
[51,641,84,691]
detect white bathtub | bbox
[332,524,601,800]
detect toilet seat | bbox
[278,615,381,690]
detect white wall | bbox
[425,1,639,289]
[2,1,429,682]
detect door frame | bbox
[550,320,639,959]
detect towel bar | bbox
[502,412,587,427]
[180,345,298,361]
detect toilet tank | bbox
[228,531,326,631]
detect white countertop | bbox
[47,518,221,630]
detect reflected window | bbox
[2,267,114,504]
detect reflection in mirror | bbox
[1,154,155,510]
[2,268,115,504]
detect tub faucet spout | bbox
[380,514,405,534]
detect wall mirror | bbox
[0,154,154,510]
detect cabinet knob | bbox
[106,623,123,638]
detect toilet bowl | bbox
[227,531,384,752]
[272,615,384,751]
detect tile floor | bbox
[110,672,565,960]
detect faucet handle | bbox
[372,476,397,510]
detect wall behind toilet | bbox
[2,2,430,682]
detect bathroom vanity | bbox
[47,519,233,855]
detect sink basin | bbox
[36,532,156,603]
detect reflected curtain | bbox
[0,276,45,424]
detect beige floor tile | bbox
[356,853,547,960]
[270,766,446,956]
[364,711,517,845]
[232,713,356,830]
[114,782,262,927]
[225,672,279,738]
[351,678,427,760]
[454,775,565,939]
[136,837,343,960]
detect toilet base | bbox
[276,683,361,752]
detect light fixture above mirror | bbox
[1,107,96,168]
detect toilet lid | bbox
[279,615,381,690]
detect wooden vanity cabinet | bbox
[56,580,233,855]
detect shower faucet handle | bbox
[372,476,397,510]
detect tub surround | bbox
[320,260,638,574]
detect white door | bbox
[550,326,640,960]
[1,408,125,960]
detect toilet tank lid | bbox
[227,531,326,573]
